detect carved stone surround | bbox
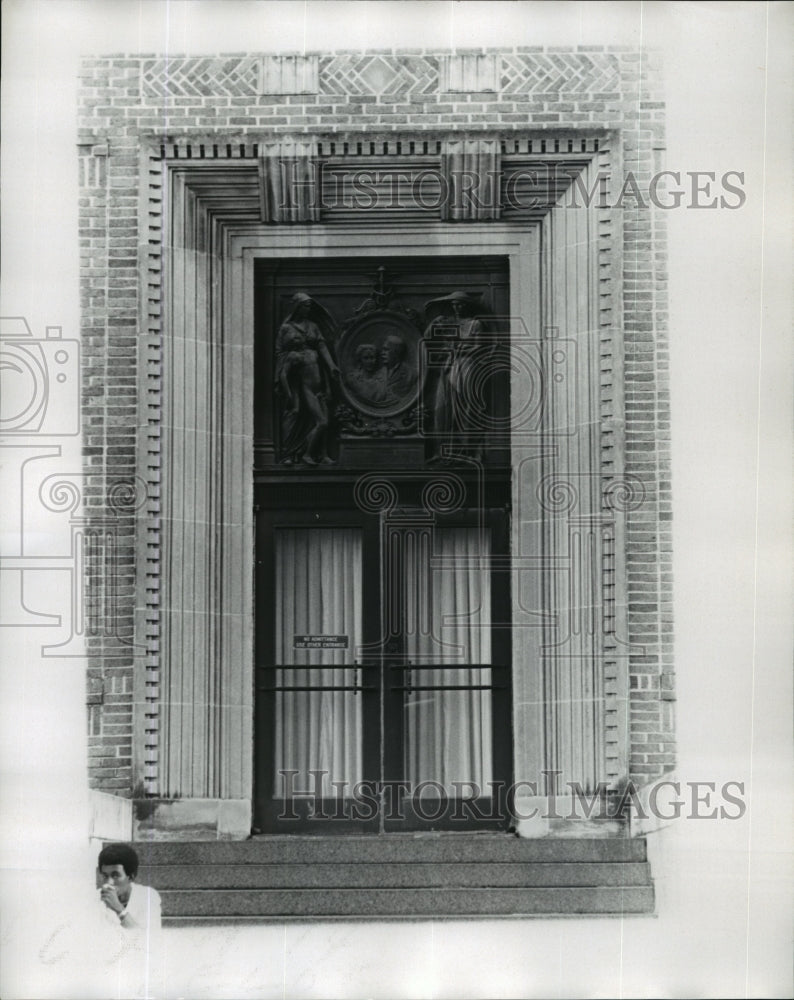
[134,133,629,837]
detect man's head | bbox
[98,843,139,902]
[98,842,139,878]
[381,335,406,366]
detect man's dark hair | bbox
[98,842,139,878]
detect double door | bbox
[254,494,512,831]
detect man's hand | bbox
[99,884,124,914]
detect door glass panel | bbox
[273,527,362,797]
[402,526,493,792]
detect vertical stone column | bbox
[154,172,253,823]
[531,160,619,794]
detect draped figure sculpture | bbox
[275,292,340,465]
[423,291,488,464]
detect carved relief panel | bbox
[254,256,510,470]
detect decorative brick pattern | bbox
[141,55,260,98]
[78,47,673,794]
[501,52,620,94]
[318,54,439,96]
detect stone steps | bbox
[136,834,647,865]
[135,836,654,921]
[160,886,655,921]
[139,861,651,890]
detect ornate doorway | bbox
[143,150,626,840]
[253,255,513,831]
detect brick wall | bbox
[77,46,673,795]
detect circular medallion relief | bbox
[338,309,422,418]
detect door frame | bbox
[228,224,545,827]
[138,186,630,832]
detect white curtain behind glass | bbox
[274,528,362,797]
[403,526,493,793]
